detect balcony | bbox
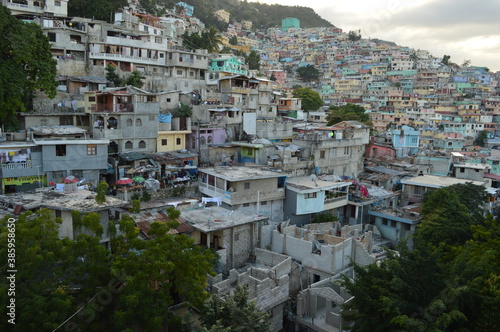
[1,161,33,170]
[1,162,41,178]
[4,2,44,14]
[89,53,166,66]
[90,103,134,113]
[221,87,251,94]
[323,195,349,210]
[198,182,285,205]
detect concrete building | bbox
[400,174,487,204]
[181,206,267,271]
[209,248,291,332]
[284,175,352,226]
[85,86,160,153]
[293,121,371,176]
[3,0,68,18]
[197,166,287,221]
[0,188,125,247]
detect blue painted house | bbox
[391,125,420,157]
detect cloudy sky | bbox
[248,0,500,71]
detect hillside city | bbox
[1,1,499,331]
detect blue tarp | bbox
[158,113,172,123]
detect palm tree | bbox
[203,26,223,53]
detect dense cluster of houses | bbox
[2,1,500,331]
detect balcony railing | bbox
[1,161,33,170]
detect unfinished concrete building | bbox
[295,276,353,332]
[209,248,292,332]
[261,222,381,286]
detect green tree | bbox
[229,35,238,46]
[110,216,216,330]
[447,214,500,331]
[105,63,122,87]
[348,29,362,41]
[474,130,488,147]
[0,210,111,331]
[0,6,57,129]
[125,70,144,88]
[341,244,463,332]
[296,64,320,82]
[200,284,271,332]
[172,102,193,117]
[292,87,323,111]
[246,50,261,70]
[269,73,277,81]
[312,212,339,224]
[68,0,127,22]
[95,181,108,205]
[202,26,223,53]
[326,103,371,126]
[441,55,451,66]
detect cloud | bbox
[317,0,500,70]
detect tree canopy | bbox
[182,26,223,53]
[296,64,320,82]
[200,284,271,332]
[326,103,371,126]
[0,6,57,130]
[68,0,128,22]
[246,50,261,70]
[0,208,216,331]
[292,87,324,112]
[340,184,499,332]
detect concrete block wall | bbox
[271,257,292,279]
[306,222,335,233]
[333,238,354,272]
[255,247,285,265]
[269,303,285,332]
[260,225,273,249]
[255,275,289,311]
[353,240,376,267]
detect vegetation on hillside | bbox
[69,0,333,30]
[0,6,57,130]
[341,183,499,331]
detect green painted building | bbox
[282,17,300,32]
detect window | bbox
[87,144,97,155]
[48,32,56,42]
[55,1,61,6]
[136,118,142,127]
[320,150,325,159]
[88,96,96,102]
[126,119,133,127]
[460,168,465,173]
[177,70,182,76]
[207,136,213,144]
[234,233,240,241]
[244,182,250,189]
[55,145,66,156]
[391,220,397,228]
[166,98,171,102]
[243,203,250,207]
[382,219,388,226]
[260,201,267,206]
[162,139,167,146]
[176,138,181,145]
[344,146,350,155]
[149,115,155,121]
[125,141,133,149]
[138,140,146,149]
[306,192,317,199]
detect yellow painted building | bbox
[157,131,190,153]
